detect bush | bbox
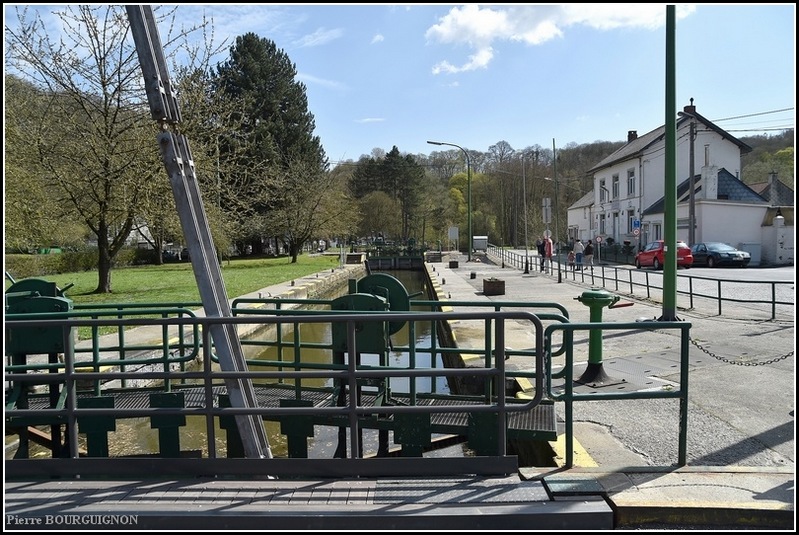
[4,247,150,280]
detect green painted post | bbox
[218,394,244,458]
[393,413,431,457]
[149,392,186,458]
[279,399,314,458]
[77,396,116,458]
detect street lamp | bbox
[519,152,529,273]
[428,140,471,262]
[542,175,561,282]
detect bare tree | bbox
[5,5,232,291]
[272,159,358,263]
[5,6,171,291]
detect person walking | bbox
[537,239,546,271]
[573,239,584,271]
[543,234,554,273]
[583,240,594,271]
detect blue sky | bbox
[5,4,795,167]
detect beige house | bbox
[566,102,794,266]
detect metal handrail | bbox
[488,245,793,320]
[5,310,545,464]
[5,308,693,469]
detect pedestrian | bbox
[567,250,576,271]
[537,239,546,271]
[573,239,584,271]
[583,240,594,270]
[543,234,553,273]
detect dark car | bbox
[635,240,693,269]
[690,242,750,268]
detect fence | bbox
[488,245,793,321]
[6,303,691,476]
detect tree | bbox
[271,160,358,263]
[212,33,328,252]
[4,75,88,253]
[5,6,169,292]
[347,147,428,243]
[356,191,402,240]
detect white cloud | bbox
[426,4,697,74]
[356,117,385,124]
[371,34,384,44]
[294,27,344,48]
[296,73,346,90]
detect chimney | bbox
[683,97,696,115]
[769,171,779,205]
[627,130,638,142]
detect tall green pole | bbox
[428,140,471,261]
[661,5,678,320]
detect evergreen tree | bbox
[212,33,329,254]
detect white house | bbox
[566,102,794,266]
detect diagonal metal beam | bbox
[126,5,271,459]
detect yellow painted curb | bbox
[550,433,599,468]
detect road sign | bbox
[542,198,551,224]
[596,236,603,243]
[633,228,640,236]
[633,219,641,229]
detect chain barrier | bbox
[689,336,793,366]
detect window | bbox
[612,174,619,198]
[599,180,607,202]
[627,169,635,196]
[599,214,606,235]
[628,214,636,233]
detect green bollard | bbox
[574,288,621,385]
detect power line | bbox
[712,107,794,122]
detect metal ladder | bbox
[125,5,271,459]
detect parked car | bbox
[690,242,751,268]
[635,240,693,269]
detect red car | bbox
[635,240,693,269]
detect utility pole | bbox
[553,138,562,283]
[521,152,529,274]
[688,116,696,246]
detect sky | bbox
[4,4,796,168]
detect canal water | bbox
[21,269,450,459]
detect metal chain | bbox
[689,336,793,366]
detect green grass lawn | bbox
[6,254,342,306]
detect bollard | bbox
[574,288,621,385]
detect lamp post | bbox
[428,140,471,262]
[519,152,529,273]
[599,185,611,266]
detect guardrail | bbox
[488,245,793,320]
[6,310,541,464]
[5,304,692,475]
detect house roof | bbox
[748,177,795,207]
[588,110,753,174]
[642,168,768,216]
[567,190,595,210]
